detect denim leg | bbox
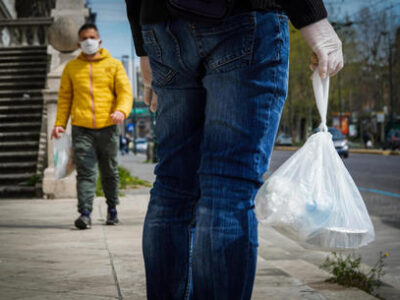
[96,125,119,208]
[72,126,98,213]
[143,86,205,300]
[192,12,289,300]
[141,19,208,300]
[193,69,286,299]
[140,11,289,300]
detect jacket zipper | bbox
[90,62,96,128]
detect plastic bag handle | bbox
[312,70,330,132]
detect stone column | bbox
[3,0,16,18]
[48,0,89,52]
[42,0,88,198]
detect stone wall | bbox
[42,0,89,198]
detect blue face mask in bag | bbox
[167,0,236,23]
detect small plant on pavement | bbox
[96,166,152,196]
[320,251,388,299]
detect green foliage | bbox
[281,24,319,141]
[96,166,152,196]
[118,166,152,189]
[320,252,388,298]
[25,175,42,186]
[281,11,400,143]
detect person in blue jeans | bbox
[126,1,343,299]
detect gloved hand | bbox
[300,18,343,78]
[140,57,158,112]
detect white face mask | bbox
[79,38,101,55]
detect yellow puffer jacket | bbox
[54,48,133,129]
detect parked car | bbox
[275,133,293,146]
[313,127,349,158]
[382,129,400,150]
[134,138,148,153]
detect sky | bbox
[87,0,400,60]
[324,0,400,22]
[86,0,133,60]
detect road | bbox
[122,151,400,227]
[268,151,400,228]
[121,151,400,293]
[267,151,400,292]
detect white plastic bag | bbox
[255,70,375,251]
[53,133,75,179]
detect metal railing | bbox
[0,17,53,47]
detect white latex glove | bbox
[300,18,343,78]
[140,57,158,112]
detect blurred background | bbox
[0,3,399,298]
[283,0,400,150]
[87,0,400,150]
[0,0,398,199]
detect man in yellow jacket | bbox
[51,24,133,230]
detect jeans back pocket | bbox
[191,11,256,74]
[141,27,177,87]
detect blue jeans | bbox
[141,11,289,300]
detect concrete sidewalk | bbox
[274,146,400,156]
[0,195,396,300]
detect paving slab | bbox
[0,194,392,299]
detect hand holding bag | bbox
[255,70,375,251]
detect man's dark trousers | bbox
[72,125,119,213]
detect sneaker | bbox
[74,210,91,230]
[106,207,119,225]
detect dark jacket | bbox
[126,0,327,56]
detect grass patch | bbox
[320,252,388,299]
[293,141,305,147]
[96,166,152,196]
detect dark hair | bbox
[78,23,99,36]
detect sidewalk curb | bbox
[274,146,400,156]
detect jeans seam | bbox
[276,14,282,63]
[240,222,251,300]
[189,22,205,58]
[150,62,177,87]
[208,51,252,71]
[166,21,191,75]
[184,202,197,300]
[142,29,162,62]
[184,225,193,300]
[248,12,257,66]
[265,53,278,172]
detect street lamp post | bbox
[387,33,394,131]
[338,70,342,132]
[131,40,138,154]
[331,21,352,134]
[381,31,395,133]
